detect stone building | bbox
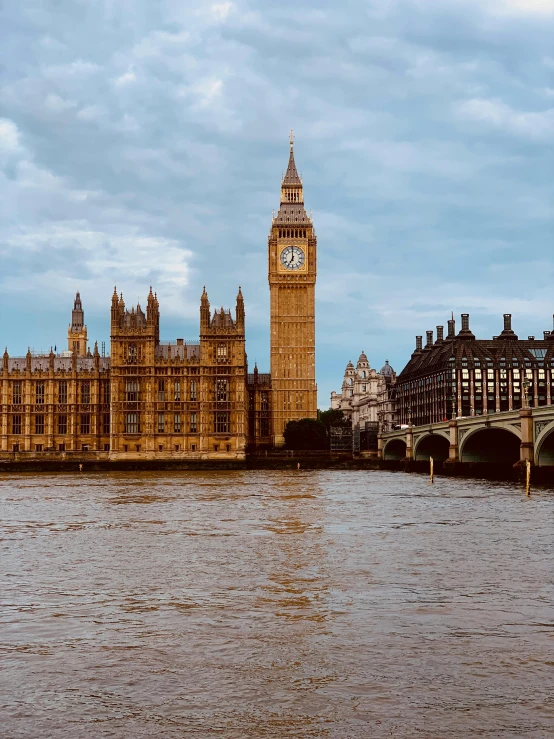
[0,134,318,459]
[268,131,318,445]
[331,352,397,431]
[395,313,554,427]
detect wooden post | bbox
[430,456,434,484]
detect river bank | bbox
[2,453,554,483]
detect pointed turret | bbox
[275,131,310,224]
[200,286,210,330]
[3,347,8,372]
[236,286,244,329]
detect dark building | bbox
[396,313,554,426]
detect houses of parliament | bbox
[0,135,317,461]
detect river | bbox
[1,470,553,737]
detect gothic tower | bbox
[268,132,317,445]
[67,291,88,356]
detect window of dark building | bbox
[12,381,22,405]
[81,382,91,404]
[174,413,181,433]
[217,343,227,361]
[261,417,269,436]
[58,380,68,404]
[80,414,91,434]
[191,444,196,451]
[104,443,110,451]
[103,413,110,434]
[35,444,43,452]
[12,414,22,435]
[124,413,139,434]
[261,392,269,411]
[190,380,197,401]
[58,415,67,434]
[59,443,65,451]
[158,412,165,433]
[36,382,45,405]
[174,380,181,401]
[158,379,165,401]
[13,443,20,452]
[190,412,197,433]
[214,411,230,433]
[35,414,45,434]
[128,344,137,362]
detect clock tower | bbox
[269,132,317,445]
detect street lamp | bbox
[407,406,412,427]
[522,378,528,408]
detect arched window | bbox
[349,378,353,386]
[362,371,366,379]
[217,343,227,360]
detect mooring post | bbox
[430,456,434,484]
[525,459,531,496]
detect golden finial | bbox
[289,128,294,149]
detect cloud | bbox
[0,0,553,404]
[454,98,554,139]
[493,0,554,15]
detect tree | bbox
[283,418,328,450]
[318,408,348,436]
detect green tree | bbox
[283,418,328,450]
[318,408,348,436]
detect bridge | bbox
[379,407,554,467]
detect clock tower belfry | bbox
[269,132,317,446]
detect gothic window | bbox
[102,413,110,434]
[261,392,269,411]
[190,380,197,401]
[35,382,45,405]
[217,343,227,360]
[158,412,165,433]
[261,417,269,436]
[58,381,68,404]
[12,414,22,434]
[124,413,139,434]
[190,412,197,433]
[128,344,137,362]
[216,378,228,402]
[214,411,230,433]
[12,381,22,405]
[174,380,181,401]
[100,381,110,404]
[34,414,45,434]
[174,413,181,433]
[349,378,353,386]
[80,414,90,434]
[81,382,91,404]
[125,380,139,402]
[158,379,165,401]
[58,415,67,434]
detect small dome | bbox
[357,351,369,367]
[380,359,394,376]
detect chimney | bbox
[425,330,433,348]
[458,313,476,340]
[500,313,517,340]
[448,318,456,338]
[176,338,184,346]
[436,326,444,342]
[415,336,423,351]
[544,331,551,340]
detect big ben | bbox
[269,132,317,445]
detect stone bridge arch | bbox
[534,420,554,466]
[414,432,450,461]
[459,425,521,465]
[383,438,407,461]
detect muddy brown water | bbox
[1,470,553,738]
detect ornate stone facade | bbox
[331,352,397,432]
[0,135,318,459]
[268,132,317,445]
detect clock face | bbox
[280,245,305,270]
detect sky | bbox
[1,0,553,407]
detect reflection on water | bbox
[1,471,553,738]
